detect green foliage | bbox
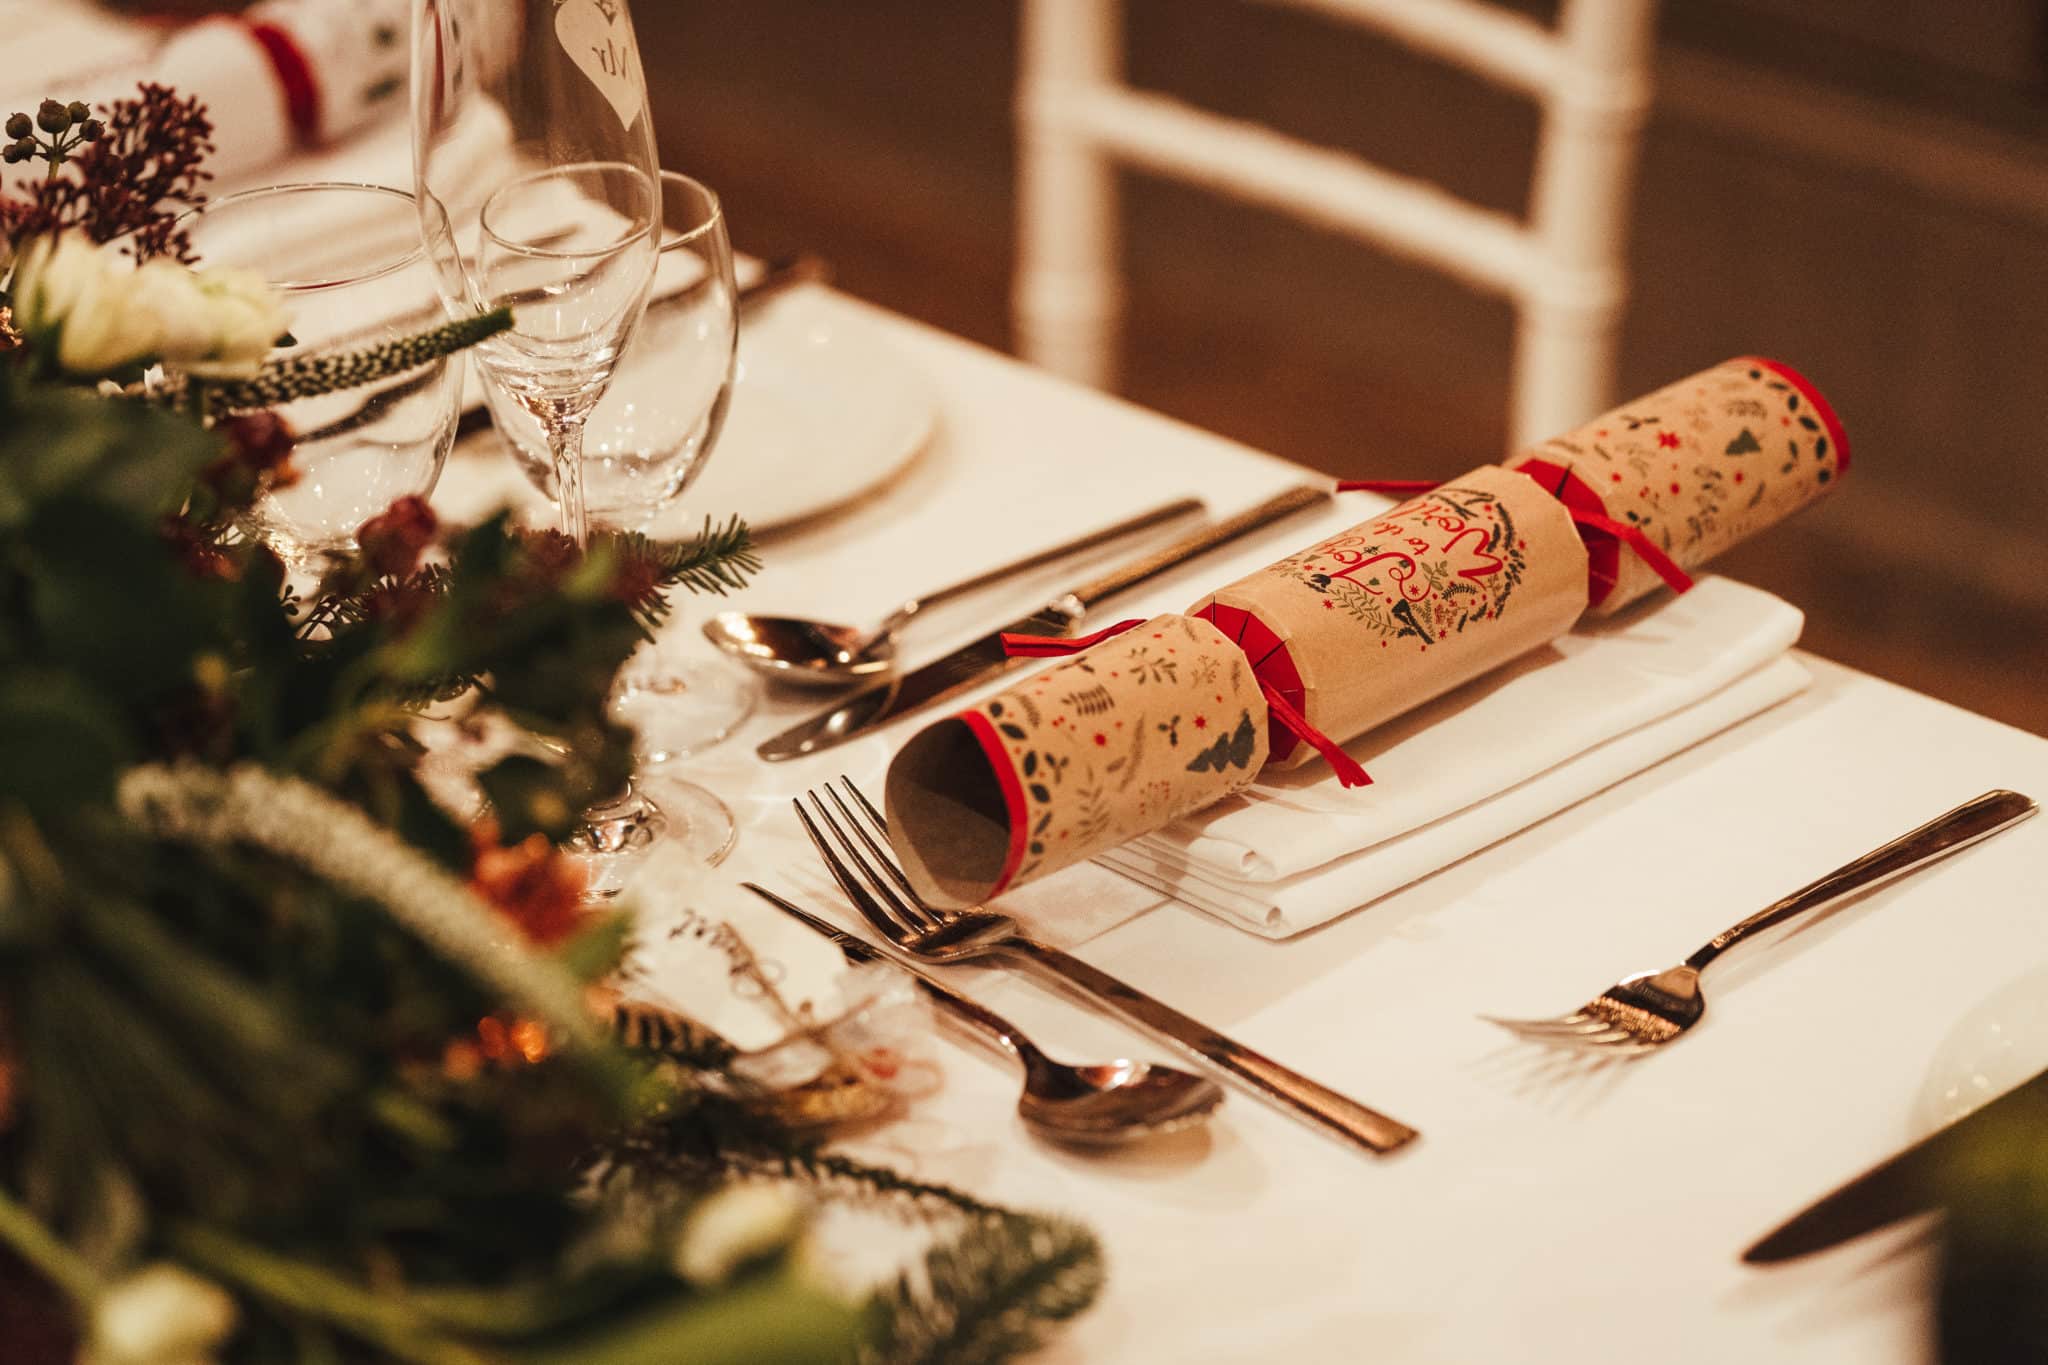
[201,308,516,412]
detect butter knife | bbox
[756,482,1329,761]
[1744,1065,2048,1264]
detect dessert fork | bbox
[1484,789,2036,1055]
[793,777,1420,1155]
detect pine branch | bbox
[205,309,512,411]
[866,1213,1105,1365]
[643,517,762,597]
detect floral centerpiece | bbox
[0,87,1099,1363]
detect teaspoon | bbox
[747,884,1225,1145]
[704,497,1204,687]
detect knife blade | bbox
[756,482,1329,761]
[1743,1065,2048,1264]
[743,881,888,967]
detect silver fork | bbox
[1485,789,2037,1055]
[794,778,1420,1155]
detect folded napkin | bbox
[1095,576,1809,936]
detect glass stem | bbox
[547,405,591,548]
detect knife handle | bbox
[1007,936,1418,1154]
[1066,484,1328,611]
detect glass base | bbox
[642,775,737,868]
[572,775,736,897]
[612,656,762,763]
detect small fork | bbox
[794,778,1420,1155]
[1485,789,2037,1055]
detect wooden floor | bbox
[639,3,2048,738]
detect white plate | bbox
[435,284,936,535]
[651,286,937,533]
[1914,961,2048,1131]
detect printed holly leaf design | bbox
[1724,428,1762,455]
[1184,714,1258,774]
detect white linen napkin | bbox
[1095,576,1810,937]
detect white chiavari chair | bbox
[1014,0,1657,445]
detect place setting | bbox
[5,2,2048,1362]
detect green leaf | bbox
[507,1270,861,1365]
[0,670,129,813]
[0,382,222,528]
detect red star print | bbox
[1611,472,1623,482]
[1657,431,1681,449]
[1322,599,1334,610]
[1194,715,1208,729]
[1669,481,1681,493]
[1093,732,1107,746]
[1733,472,1744,484]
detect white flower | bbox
[8,232,289,379]
[83,1263,238,1365]
[673,1184,803,1285]
[131,260,214,363]
[55,257,167,376]
[11,235,116,343]
[180,266,289,378]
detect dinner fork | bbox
[1484,789,2037,1055]
[793,778,1420,1155]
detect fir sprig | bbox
[867,1213,1106,1365]
[203,308,514,411]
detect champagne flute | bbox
[411,0,662,546]
[413,0,680,885]
[484,170,748,869]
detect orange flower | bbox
[465,817,589,947]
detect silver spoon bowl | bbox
[1014,1052,1225,1146]
[746,883,1223,1146]
[703,497,1203,688]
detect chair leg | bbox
[1014,0,1123,390]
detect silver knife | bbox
[1744,1064,2048,1264]
[756,482,1329,760]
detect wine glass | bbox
[413,0,679,886]
[483,171,761,767]
[411,0,663,547]
[178,182,459,562]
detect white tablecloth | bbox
[623,295,2048,1364]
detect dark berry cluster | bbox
[2,84,212,263]
[3,99,102,166]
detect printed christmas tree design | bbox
[1184,713,1258,774]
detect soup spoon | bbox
[703,497,1202,687]
[747,884,1224,1145]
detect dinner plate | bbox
[1914,961,2048,1131]
[437,284,937,535]
[648,285,938,534]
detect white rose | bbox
[10,234,106,338]
[673,1184,803,1286]
[179,266,289,378]
[131,260,215,365]
[56,258,166,375]
[83,1262,238,1365]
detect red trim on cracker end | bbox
[1743,356,1851,475]
[960,709,1028,897]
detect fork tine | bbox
[792,795,917,948]
[828,777,938,923]
[1484,1013,1609,1038]
[804,787,943,935]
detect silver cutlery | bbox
[743,882,1226,1145]
[705,496,1204,687]
[1485,789,2038,1055]
[756,483,1330,761]
[1744,1061,2048,1263]
[792,777,1420,1156]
